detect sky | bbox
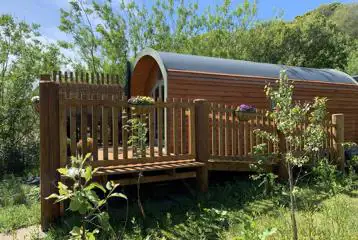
[1,0,356,46]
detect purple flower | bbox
[238,104,256,113]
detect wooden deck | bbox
[97,146,167,161]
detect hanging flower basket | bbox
[31,96,40,115]
[234,104,257,121]
[128,96,155,115]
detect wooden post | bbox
[194,99,209,192]
[278,131,288,180]
[332,114,345,172]
[40,75,61,231]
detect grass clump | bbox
[0,175,40,233]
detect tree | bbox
[255,71,328,240]
[0,14,64,174]
[58,0,258,74]
[59,0,128,79]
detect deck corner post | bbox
[277,131,288,180]
[40,75,61,231]
[332,113,345,172]
[194,99,209,192]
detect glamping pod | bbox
[131,48,358,142]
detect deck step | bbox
[95,159,204,176]
[113,171,197,186]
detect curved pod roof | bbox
[133,48,357,85]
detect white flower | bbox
[68,167,80,178]
[31,96,40,103]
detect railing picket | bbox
[225,105,230,156]
[249,116,254,155]
[232,106,237,156]
[189,101,196,156]
[59,91,67,166]
[244,121,248,157]
[211,103,217,156]
[80,89,88,156]
[158,100,163,156]
[122,97,128,159]
[218,104,224,156]
[112,95,119,161]
[102,92,108,160]
[181,99,187,154]
[149,107,155,158]
[173,99,179,155]
[166,99,172,156]
[92,90,99,161]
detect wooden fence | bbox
[208,103,342,164]
[39,76,345,230]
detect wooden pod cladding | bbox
[131,49,358,143]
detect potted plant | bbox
[235,104,256,121]
[31,96,40,115]
[128,96,155,114]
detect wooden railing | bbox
[58,86,196,168]
[209,103,339,162]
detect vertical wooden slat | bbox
[102,92,108,160]
[249,116,253,155]
[225,105,230,156]
[238,119,242,156]
[260,109,265,144]
[232,106,237,156]
[181,99,187,154]
[59,90,67,167]
[267,112,273,154]
[158,100,163,156]
[112,94,119,160]
[211,103,217,156]
[149,107,155,157]
[80,88,88,156]
[122,96,128,159]
[70,95,77,157]
[166,99,172,156]
[173,99,179,155]
[218,105,224,156]
[189,102,196,156]
[92,90,98,161]
[244,121,248,157]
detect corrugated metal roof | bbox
[136,49,357,85]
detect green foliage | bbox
[257,71,329,240]
[312,159,343,195]
[0,175,40,232]
[250,143,278,197]
[125,118,148,158]
[58,1,356,80]
[59,0,127,79]
[47,154,127,240]
[0,14,64,176]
